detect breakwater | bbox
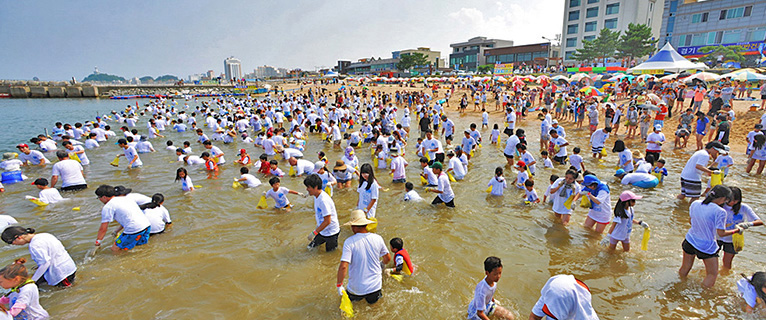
[0,81,244,99]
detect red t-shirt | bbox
[655,105,668,121]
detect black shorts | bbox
[309,231,339,252]
[432,196,455,207]
[682,239,719,259]
[553,155,567,164]
[39,272,76,287]
[350,142,359,148]
[336,179,350,184]
[348,289,382,304]
[717,240,738,255]
[434,153,445,163]
[504,153,514,159]
[61,184,87,192]
[445,135,453,142]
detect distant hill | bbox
[83,73,125,83]
[154,75,179,83]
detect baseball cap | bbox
[16,143,28,149]
[654,124,662,131]
[429,162,443,170]
[614,169,626,177]
[619,190,643,201]
[239,149,246,155]
[755,124,763,129]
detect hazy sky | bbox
[0,0,564,81]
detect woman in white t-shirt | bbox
[548,169,581,225]
[680,185,743,288]
[1,226,77,287]
[139,194,172,235]
[356,164,380,219]
[612,140,634,173]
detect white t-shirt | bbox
[610,207,635,241]
[590,129,609,148]
[357,180,380,218]
[525,188,539,202]
[585,189,612,224]
[100,196,151,234]
[436,173,454,202]
[144,206,172,234]
[487,177,507,196]
[543,157,554,168]
[448,157,466,179]
[29,233,77,285]
[340,232,389,296]
[403,190,423,201]
[314,191,340,236]
[551,178,580,215]
[552,136,568,157]
[531,275,597,320]
[719,203,761,243]
[681,150,711,181]
[266,187,291,208]
[504,135,520,156]
[423,167,438,185]
[685,200,726,254]
[0,215,18,230]
[390,156,408,180]
[51,159,85,187]
[467,277,497,320]
[646,132,665,151]
[568,154,583,171]
[123,146,143,167]
[239,174,261,188]
[618,150,634,172]
[84,139,100,149]
[19,151,49,165]
[294,159,315,176]
[262,138,276,155]
[737,277,759,308]
[7,283,48,319]
[282,148,303,160]
[38,188,65,204]
[520,151,536,174]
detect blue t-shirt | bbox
[696,117,709,135]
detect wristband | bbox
[95,239,102,245]
[336,283,342,287]
[313,230,318,236]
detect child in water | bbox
[175,168,194,191]
[490,124,500,145]
[28,178,66,204]
[487,167,507,196]
[403,182,423,202]
[543,174,559,204]
[386,237,416,276]
[737,271,766,313]
[264,177,304,211]
[524,180,540,204]
[652,159,668,183]
[466,256,514,320]
[604,191,649,252]
[0,258,48,319]
[514,161,530,189]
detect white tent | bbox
[322,71,339,78]
[628,43,708,74]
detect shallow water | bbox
[0,98,764,319]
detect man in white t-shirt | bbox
[304,174,340,252]
[425,162,455,207]
[16,144,50,166]
[289,157,314,177]
[50,151,87,191]
[94,185,151,252]
[336,209,391,305]
[678,141,724,201]
[549,130,569,165]
[389,148,408,183]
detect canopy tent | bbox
[628,43,708,74]
[322,71,340,78]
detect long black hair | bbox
[742,272,766,304]
[729,186,742,215]
[358,163,376,191]
[702,185,731,205]
[613,199,634,219]
[754,134,766,150]
[139,193,165,210]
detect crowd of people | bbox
[0,76,764,319]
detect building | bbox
[659,0,766,62]
[224,56,242,81]
[336,60,351,74]
[394,47,445,68]
[345,57,400,76]
[561,0,665,63]
[449,37,514,71]
[485,42,561,67]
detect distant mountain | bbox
[154,75,179,83]
[82,73,125,83]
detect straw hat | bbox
[333,160,347,171]
[632,150,643,158]
[343,209,375,227]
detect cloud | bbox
[448,1,563,45]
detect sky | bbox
[0,0,564,81]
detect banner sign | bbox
[678,41,765,56]
[493,63,514,75]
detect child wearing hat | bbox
[28,178,66,204]
[332,160,356,189]
[514,161,530,189]
[646,124,665,160]
[234,149,252,165]
[603,190,649,252]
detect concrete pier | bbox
[0,80,239,98]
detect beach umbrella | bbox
[591,74,605,81]
[569,73,589,82]
[636,74,654,81]
[646,93,662,104]
[535,75,550,83]
[551,75,569,82]
[684,72,721,83]
[637,103,661,111]
[720,70,766,82]
[659,73,680,81]
[513,79,525,86]
[522,75,536,82]
[495,76,508,82]
[579,86,603,97]
[606,74,626,82]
